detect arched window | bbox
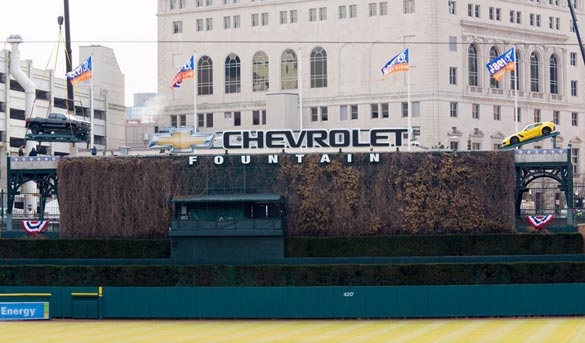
[310,47,328,88]
[281,49,298,90]
[530,52,540,93]
[510,50,521,91]
[197,56,213,95]
[550,54,559,94]
[489,47,500,88]
[252,51,269,92]
[468,44,478,86]
[225,53,240,94]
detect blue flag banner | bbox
[381,49,409,79]
[170,55,195,89]
[66,56,92,85]
[486,47,515,81]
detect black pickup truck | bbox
[25,112,90,137]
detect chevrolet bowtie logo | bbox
[148,128,215,153]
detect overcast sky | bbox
[0,0,157,106]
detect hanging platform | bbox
[26,133,89,143]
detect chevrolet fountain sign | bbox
[150,128,408,153]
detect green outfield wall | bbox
[2,284,585,319]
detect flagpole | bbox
[193,51,198,132]
[298,47,303,130]
[407,57,411,152]
[90,53,94,149]
[514,47,519,134]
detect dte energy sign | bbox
[222,128,408,149]
[0,302,49,320]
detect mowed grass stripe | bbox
[347,320,413,343]
[252,320,356,342]
[548,318,585,343]
[423,319,486,343]
[4,318,585,342]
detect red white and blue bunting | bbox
[22,221,49,235]
[526,215,555,229]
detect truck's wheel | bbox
[30,125,40,134]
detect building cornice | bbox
[460,20,569,43]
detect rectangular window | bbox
[206,18,213,30]
[572,80,578,96]
[224,16,231,29]
[234,111,241,126]
[401,102,408,117]
[173,21,183,34]
[180,114,187,127]
[381,103,389,118]
[171,115,178,127]
[571,52,577,66]
[496,8,501,20]
[253,110,260,125]
[206,112,213,128]
[493,105,501,121]
[319,7,327,21]
[321,106,328,121]
[448,1,456,14]
[261,12,269,25]
[472,103,480,119]
[403,0,415,14]
[349,5,357,18]
[517,11,522,24]
[516,108,522,122]
[311,107,318,122]
[371,104,379,119]
[206,0,212,5]
[530,13,535,26]
[549,16,554,29]
[280,11,287,24]
[553,110,560,125]
[572,148,579,174]
[252,13,259,26]
[450,141,459,150]
[196,19,204,31]
[309,8,317,22]
[290,10,297,23]
[474,4,480,17]
[449,36,457,52]
[534,109,541,122]
[338,5,347,19]
[351,105,358,119]
[537,14,541,27]
[233,15,240,28]
[572,112,579,126]
[449,67,457,85]
[556,17,560,30]
[468,3,473,17]
[380,2,388,15]
[489,7,494,20]
[340,105,348,121]
[197,113,204,128]
[369,3,377,16]
[450,102,458,118]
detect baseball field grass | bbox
[2,317,585,342]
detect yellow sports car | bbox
[502,122,556,147]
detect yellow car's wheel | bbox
[542,127,551,135]
[510,136,520,145]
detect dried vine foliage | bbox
[57,151,515,238]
